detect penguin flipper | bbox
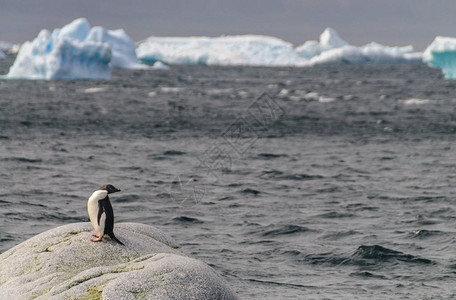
[97,201,104,226]
[108,232,125,245]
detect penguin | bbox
[87,184,124,245]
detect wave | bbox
[409,229,447,239]
[172,216,204,224]
[256,153,288,159]
[352,245,434,265]
[258,170,323,181]
[284,245,433,267]
[261,224,313,237]
[349,271,388,279]
[278,174,324,181]
[240,188,261,195]
[163,150,186,156]
[2,157,43,163]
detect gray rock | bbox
[0,222,237,300]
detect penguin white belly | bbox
[95,212,106,236]
[87,190,108,235]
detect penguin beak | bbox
[114,188,121,193]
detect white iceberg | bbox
[359,42,422,64]
[295,27,348,59]
[85,25,149,69]
[308,43,421,65]
[423,36,456,79]
[137,28,422,67]
[5,18,153,80]
[297,28,421,65]
[136,35,306,66]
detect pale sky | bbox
[1,0,456,50]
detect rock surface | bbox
[0,222,237,299]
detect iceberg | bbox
[137,28,422,67]
[0,49,5,59]
[358,42,422,64]
[295,27,348,59]
[5,18,152,80]
[423,36,456,79]
[297,28,421,65]
[7,28,112,80]
[85,25,148,69]
[308,43,421,65]
[136,35,306,66]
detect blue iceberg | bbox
[5,18,154,80]
[423,36,456,79]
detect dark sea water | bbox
[2,55,456,299]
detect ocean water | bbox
[2,56,456,299]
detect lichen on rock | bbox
[0,222,237,299]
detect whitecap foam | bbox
[159,87,186,93]
[79,87,108,94]
[205,88,234,95]
[400,98,434,105]
[318,96,336,103]
[304,92,320,101]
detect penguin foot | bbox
[91,237,103,242]
[92,233,100,238]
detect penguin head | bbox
[99,184,121,194]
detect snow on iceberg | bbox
[5,18,152,80]
[136,35,306,66]
[137,28,422,67]
[423,36,456,79]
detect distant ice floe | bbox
[137,28,422,67]
[0,41,20,54]
[423,36,456,79]
[5,18,158,80]
[151,61,170,70]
